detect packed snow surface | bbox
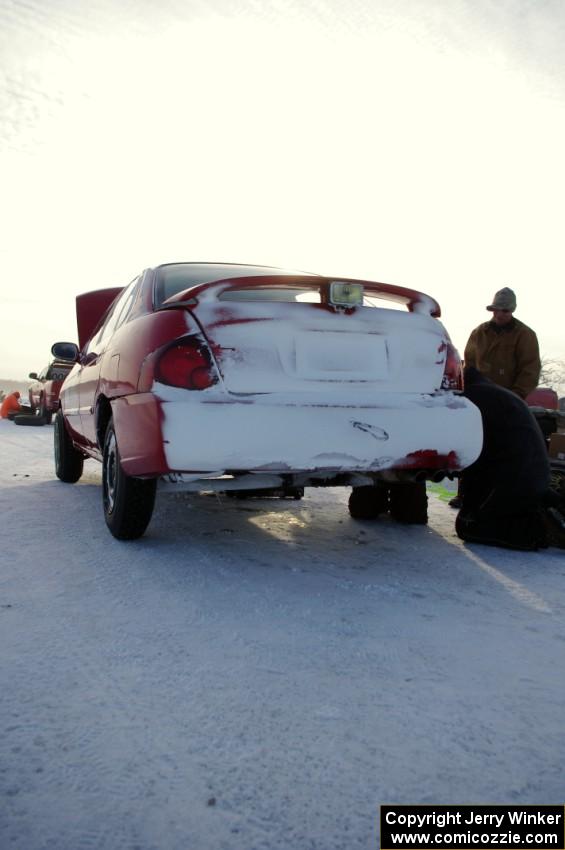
[1,420,565,850]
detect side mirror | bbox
[29,372,38,379]
[51,342,80,362]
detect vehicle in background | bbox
[526,386,559,411]
[52,262,483,539]
[28,361,74,423]
[526,386,560,447]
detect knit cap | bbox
[486,287,516,312]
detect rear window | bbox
[154,263,317,307]
[47,363,73,381]
[219,287,321,304]
[219,289,406,310]
[363,294,406,311]
[154,264,418,313]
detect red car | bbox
[526,387,559,411]
[28,361,74,423]
[52,262,482,539]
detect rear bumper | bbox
[112,390,483,479]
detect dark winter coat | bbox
[464,317,540,399]
[461,367,550,518]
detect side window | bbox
[113,278,139,331]
[88,278,139,353]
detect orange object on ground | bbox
[0,391,22,419]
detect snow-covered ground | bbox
[1,419,564,850]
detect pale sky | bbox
[1,0,564,381]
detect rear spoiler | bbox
[160,275,441,317]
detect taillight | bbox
[155,336,218,390]
[441,341,463,391]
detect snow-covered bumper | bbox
[111,390,483,481]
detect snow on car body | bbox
[52,262,482,538]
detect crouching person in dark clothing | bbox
[455,367,551,551]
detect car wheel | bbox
[54,411,84,482]
[348,484,390,519]
[388,481,428,524]
[102,418,157,540]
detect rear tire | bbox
[102,418,157,540]
[348,484,390,519]
[287,487,304,500]
[54,411,84,482]
[388,481,428,524]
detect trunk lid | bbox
[162,276,449,396]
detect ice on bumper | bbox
[156,386,483,475]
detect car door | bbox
[78,279,139,447]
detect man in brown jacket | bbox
[449,287,541,508]
[463,286,540,399]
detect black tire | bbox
[550,468,565,500]
[102,418,157,540]
[14,414,47,426]
[388,481,428,524]
[54,411,84,483]
[348,484,390,519]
